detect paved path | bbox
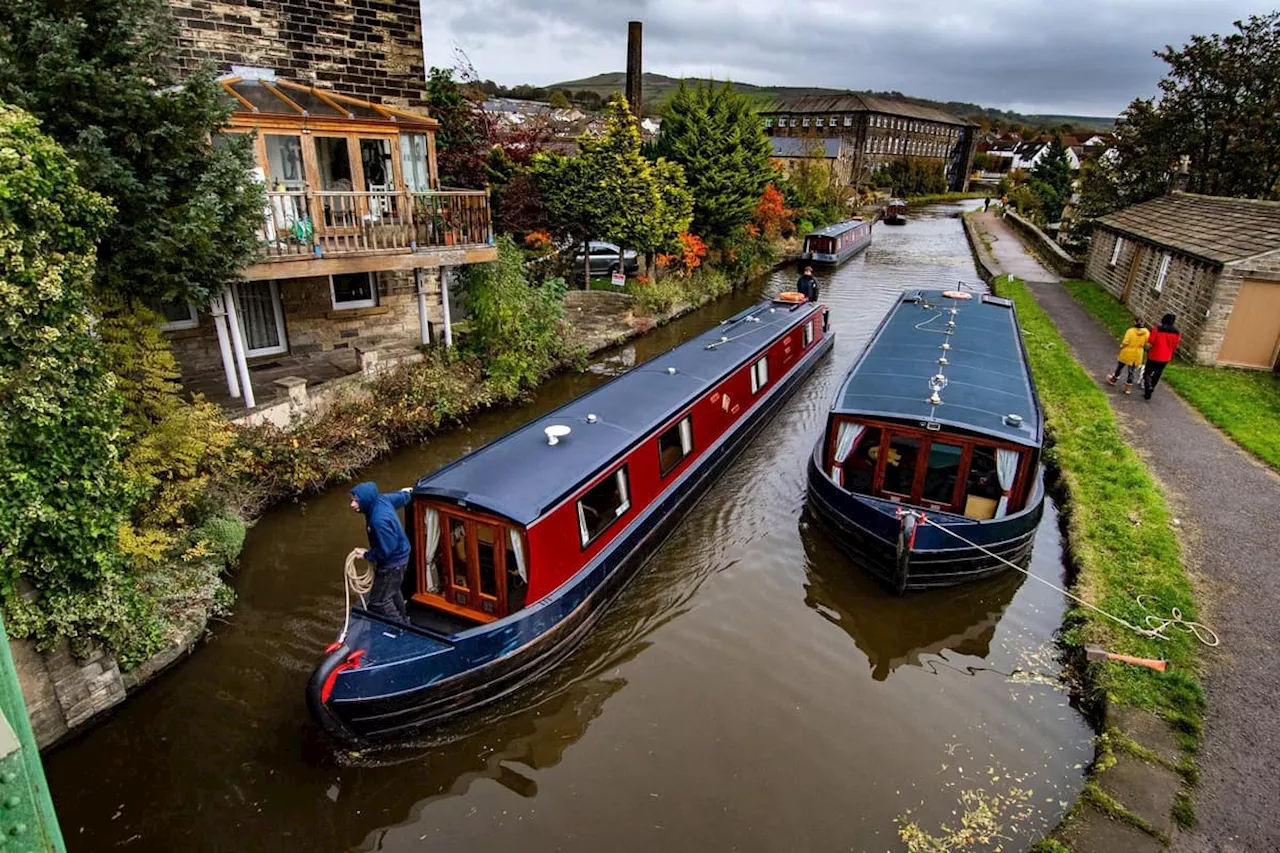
[972,212,1280,852]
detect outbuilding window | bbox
[1110,237,1124,266]
[1154,253,1172,293]
[577,466,631,547]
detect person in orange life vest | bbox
[350,482,412,623]
[1143,314,1181,400]
[1106,317,1150,395]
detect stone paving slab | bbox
[1111,706,1184,768]
[1057,806,1165,853]
[1099,753,1183,839]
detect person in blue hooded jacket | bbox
[350,482,412,623]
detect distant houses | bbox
[769,137,855,186]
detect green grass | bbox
[996,275,1204,733]
[904,190,990,204]
[1063,279,1280,471]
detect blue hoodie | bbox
[351,482,411,569]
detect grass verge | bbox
[996,274,1204,733]
[905,190,990,205]
[1063,278,1280,471]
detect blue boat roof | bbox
[807,218,866,238]
[833,290,1043,447]
[414,299,822,525]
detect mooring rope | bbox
[337,547,375,646]
[908,512,1218,647]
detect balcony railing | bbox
[256,188,493,261]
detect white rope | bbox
[909,512,1217,645]
[337,548,375,646]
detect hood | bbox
[351,482,380,513]
[1157,322,1180,334]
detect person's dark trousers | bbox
[368,560,409,623]
[1113,362,1136,384]
[1143,360,1169,399]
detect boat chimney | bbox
[544,425,572,445]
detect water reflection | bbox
[799,513,1025,681]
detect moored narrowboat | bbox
[800,218,873,266]
[806,289,1045,592]
[885,199,908,225]
[309,296,834,745]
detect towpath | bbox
[969,211,1280,853]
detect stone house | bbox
[759,93,977,191]
[160,0,497,416]
[1085,193,1280,369]
[769,137,855,186]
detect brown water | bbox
[46,200,1092,852]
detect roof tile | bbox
[1096,193,1280,264]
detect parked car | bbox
[573,241,640,276]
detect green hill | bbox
[547,71,1115,131]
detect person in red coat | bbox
[1143,314,1181,400]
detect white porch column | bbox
[208,294,241,399]
[441,266,454,349]
[221,284,256,409]
[415,268,431,345]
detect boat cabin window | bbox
[578,466,631,547]
[841,425,882,493]
[750,356,770,394]
[803,319,814,347]
[964,446,1003,519]
[414,501,528,622]
[881,435,922,497]
[658,415,694,477]
[921,441,963,506]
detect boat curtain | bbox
[831,422,865,487]
[508,528,528,582]
[423,507,441,592]
[995,449,1019,518]
[679,417,693,455]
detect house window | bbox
[330,271,378,309]
[777,115,788,128]
[400,132,432,191]
[264,134,305,191]
[657,415,694,477]
[577,466,630,547]
[764,117,774,128]
[802,117,810,128]
[1109,237,1124,266]
[791,118,799,128]
[750,355,770,394]
[1154,253,1172,293]
[815,117,824,128]
[148,297,199,331]
[803,319,814,347]
[844,116,853,127]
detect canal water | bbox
[46,200,1092,852]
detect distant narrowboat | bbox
[885,199,908,225]
[309,297,834,745]
[806,289,1045,592]
[800,218,873,267]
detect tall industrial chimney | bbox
[626,21,643,119]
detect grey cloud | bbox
[422,0,1267,115]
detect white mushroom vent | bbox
[545,425,572,446]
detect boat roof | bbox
[807,218,866,238]
[832,290,1043,447]
[414,299,822,525]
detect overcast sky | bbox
[421,0,1271,117]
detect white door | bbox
[234,281,287,357]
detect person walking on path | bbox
[1143,314,1181,400]
[1106,317,1150,395]
[796,265,820,302]
[350,481,412,623]
[984,196,990,212]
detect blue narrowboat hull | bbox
[307,332,835,746]
[805,442,1045,593]
[800,231,872,267]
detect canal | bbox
[46,200,1092,851]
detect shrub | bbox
[194,515,246,568]
[626,276,686,316]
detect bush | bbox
[194,515,246,568]
[626,276,686,316]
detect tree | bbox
[548,89,571,109]
[1029,136,1073,221]
[653,81,774,243]
[0,0,262,307]
[427,66,492,188]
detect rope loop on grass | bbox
[1136,595,1220,647]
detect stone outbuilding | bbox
[1085,193,1280,369]
[769,137,855,186]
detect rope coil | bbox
[337,548,375,646]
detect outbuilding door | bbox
[1218,279,1280,369]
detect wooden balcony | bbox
[246,188,496,279]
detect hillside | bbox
[547,71,1116,131]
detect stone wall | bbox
[168,0,427,109]
[12,638,125,750]
[1005,211,1084,279]
[1085,229,1224,364]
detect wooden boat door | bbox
[414,501,529,622]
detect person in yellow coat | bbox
[1106,318,1150,394]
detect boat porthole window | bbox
[750,355,770,394]
[803,320,814,348]
[577,465,631,548]
[658,415,694,478]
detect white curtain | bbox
[423,508,441,592]
[830,422,865,487]
[995,449,1019,518]
[679,417,693,455]
[508,529,528,582]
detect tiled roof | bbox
[761,92,971,127]
[770,137,843,158]
[1095,193,1280,265]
